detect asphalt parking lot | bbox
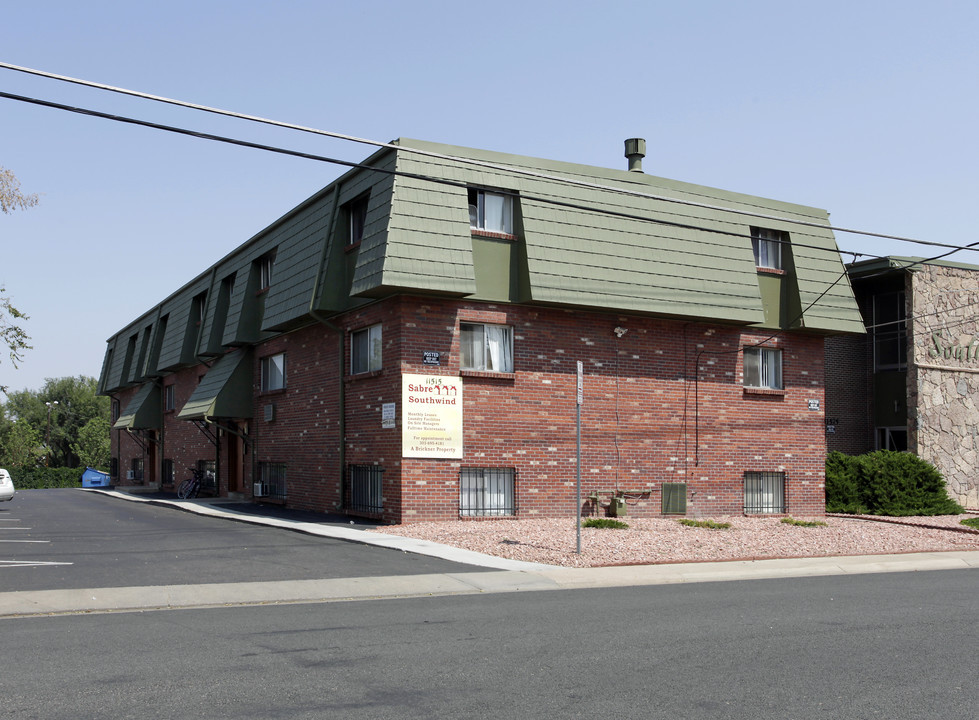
[0,488,490,593]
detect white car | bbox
[0,468,13,501]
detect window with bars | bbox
[256,462,287,500]
[197,459,217,495]
[460,467,516,517]
[348,465,383,514]
[744,471,786,514]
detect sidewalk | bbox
[2,488,977,619]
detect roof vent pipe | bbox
[624,138,646,173]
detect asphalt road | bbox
[3,569,978,719]
[0,488,488,592]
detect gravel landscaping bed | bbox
[370,513,979,568]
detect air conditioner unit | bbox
[253,482,265,497]
[264,403,275,422]
[126,470,135,481]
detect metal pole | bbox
[576,361,583,554]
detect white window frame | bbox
[468,188,513,235]
[259,254,275,290]
[351,324,382,374]
[460,322,514,373]
[744,346,782,390]
[347,195,369,246]
[261,353,286,392]
[751,227,784,270]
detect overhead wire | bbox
[1,60,976,255]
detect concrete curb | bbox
[3,550,978,619]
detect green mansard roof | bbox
[99,138,864,394]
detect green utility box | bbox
[610,496,627,516]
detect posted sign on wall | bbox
[402,374,463,458]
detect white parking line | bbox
[0,540,50,543]
[0,560,73,567]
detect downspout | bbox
[308,184,347,509]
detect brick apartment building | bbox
[100,138,864,523]
[825,256,979,509]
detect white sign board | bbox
[402,374,463,458]
[381,402,396,429]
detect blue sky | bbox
[2,0,977,393]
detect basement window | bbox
[468,188,513,236]
[744,471,786,514]
[460,467,516,517]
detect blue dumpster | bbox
[81,467,111,488]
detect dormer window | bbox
[259,252,275,291]
[750,227,785,270]
[468,188,513,235]
[347,195,369,246]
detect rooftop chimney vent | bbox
[624,138,646,173]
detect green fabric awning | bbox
[112,382,161,430]
[177,349,253,421]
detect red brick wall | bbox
[824,333,874,455]
[110,296,830,521]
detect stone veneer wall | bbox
[909,264,979,509]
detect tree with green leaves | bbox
[0,376,110,468]
[71,415,111,470]
[1,165,39,394]
[0,417,43,468]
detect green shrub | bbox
[678,518,730,530]
[960,517,979,530]
[825,451,867,514]
[582,518,629,529]
[8,466,83,489]
[825,450,964,516]
[781,517,827,527]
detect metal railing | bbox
[460,467,516,517]
[348,465,383,514]
[744,471,786,514]
[257,462,287,500]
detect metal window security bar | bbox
[348,465,383,514]
[744,471,786,514]
[198,459,218,495]
[256,462,287,500]
[460,467,516,517]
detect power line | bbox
[0,88,868,265]
[5,85,979,276]
[1,60,974,254]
